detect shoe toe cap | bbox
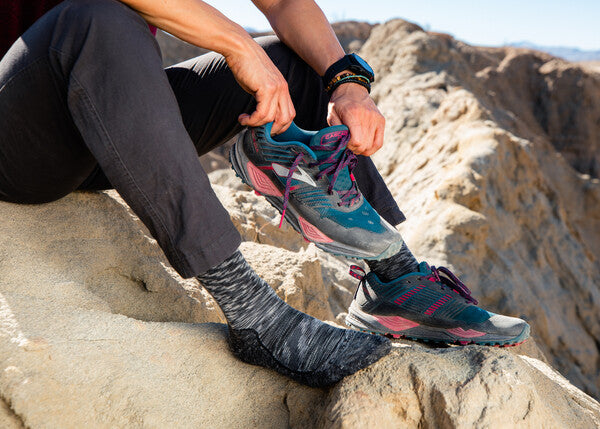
[484,314,530,336]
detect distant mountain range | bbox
[508,42,600,62]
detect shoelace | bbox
[349,264,478,305]
[279,133,361,228]
[428,266,478,305]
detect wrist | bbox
[220,27,256,59]
[326,71,371,96]
[330,80,370,100]
[322,53,375,87]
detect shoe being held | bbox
[345,263,530,346]
[230,122,403,260]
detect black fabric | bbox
[366,241,419,282]
[0,0,63,58]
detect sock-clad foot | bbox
[197,251,391,388]
[346,263,530,346]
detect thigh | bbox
[0,13,96,203]
[165,36,329,156]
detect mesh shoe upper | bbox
[233,122,402,259]
[353,263,527,336]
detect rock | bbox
[0,191,329,428]
[319,342,600,428]
[0,185,598,427]
[362,19,600,397]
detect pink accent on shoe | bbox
[375,315,419,331]
[247,162,282,197]
[320,130,349,146]
[424,294,452,315]
[298,217,333,243]
[447,327,486,338]
[394,284,425,305]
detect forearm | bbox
[118,0,253,58]
[253,0,345,76]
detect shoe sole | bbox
[345,305,530,347]
[229,135,403,260]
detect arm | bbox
[119,0,295,133]
[253,0,385,156]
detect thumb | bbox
[328,109,343,127]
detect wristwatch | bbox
[322,53,375,87]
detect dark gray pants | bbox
[0,0,404,278]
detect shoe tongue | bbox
[308,125,349,161]
[418,262,431,274]
[308,126,352,193]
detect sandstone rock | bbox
[0,185,598,427]
[319,342,600,428]
[0,192,328,428]
[363,19,600,398]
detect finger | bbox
[361,116,385,156]
[359,124,378,156]
[239,92,277,128]
[371,119,385,154]
[271,93,294,134]
[281,96,296,132]
[328,109,343,126]
[345,122,369,155]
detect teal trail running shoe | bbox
[345,263,530,346]
[230,122,403,260]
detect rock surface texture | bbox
[363,20,600,398]
[0,190,598,428]
[0,18,598,429]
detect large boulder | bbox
[363,19,600,398]
[0,187,598,427]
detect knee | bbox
[59,0,150,37]
[51,0,159,67]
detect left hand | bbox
[328,83,385,156]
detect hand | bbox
[225,39,296,134]
[328,83,385,156]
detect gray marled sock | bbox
[366,240,419,282]
[197,250,390,387]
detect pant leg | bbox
[0,0,241,278]
[166,36,405,225]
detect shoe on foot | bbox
[345,263,530,346]
[230,122,402,260]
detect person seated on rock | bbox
[0,0,529,387]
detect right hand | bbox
[225,40,296,134]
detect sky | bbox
[205,0,600,51]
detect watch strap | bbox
[322,54,374,87]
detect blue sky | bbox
[205,0,600,50]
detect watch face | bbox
[352,54,374,75]
[350,54,374,81]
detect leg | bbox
[0,1,392,386]
[0,0,241,277]
[165,36,405,226]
